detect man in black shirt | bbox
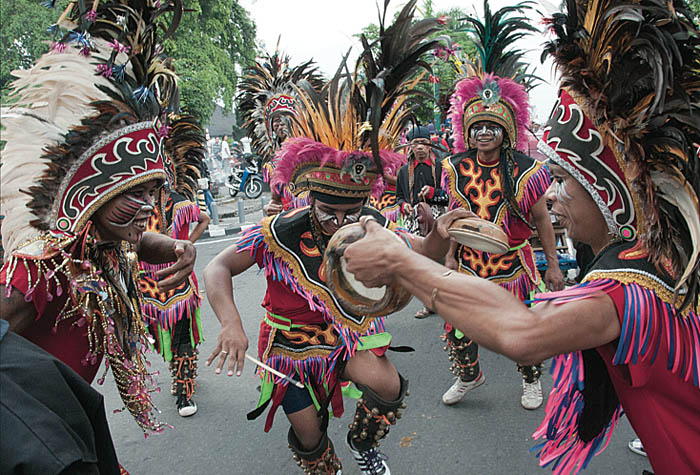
[396,126,448,217]
[396,126,448,318]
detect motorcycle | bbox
[225,155,263,199]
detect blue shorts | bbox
[281,383,313,414]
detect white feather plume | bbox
[1,41,116,254]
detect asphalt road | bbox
[102,234,653,475]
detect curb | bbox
[198,222,257,241]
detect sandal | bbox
[414,307,433,319]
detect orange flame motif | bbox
[371,193,397,210]
[299,231,321,257]
[282,324,338,346]
[458,160,502,220]
[459,246,516,278]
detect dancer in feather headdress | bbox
[0,0,200,448]
[237,46,324,215]
[437,0,564,410]
[138,114,210,417]
[203,2,463,473]
[342,0,700,472]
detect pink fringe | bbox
[532,351,623,474]
[169,201,200,239]
[502,164,551,235]
[530,277,700,473]
[140,290,200,330]
[448,74,530,153]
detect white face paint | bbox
[552,176,573,202]
[470,123,503,141]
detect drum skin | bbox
[447,217,509,254]
[324,223,412,318]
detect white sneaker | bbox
[521,379,543,410]
[177,395,198,417]
[441,372,485,405]
[347,436,390,475]
[628,438,647,457]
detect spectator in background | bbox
[221,135,232,174]
[431,129,450,156]
[197,160,219,225]
[211,137,223,174]
[527,122,547,162]
[205,128,213,156]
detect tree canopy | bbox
[166,0,257,124]
[0,0,56,94]
[0,0,257,126]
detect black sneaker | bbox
[346,435,390,475]
[176,394,198,417]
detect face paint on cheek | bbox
[471,124,503,141]
[554,179,573,203]
[107,194,153,227]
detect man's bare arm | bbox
[188,211,210,243]
[531,198,565,291]
[202,244,256,376]
[345,220,621,364]
[405,208,470,261]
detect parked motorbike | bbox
[225,155,263,199]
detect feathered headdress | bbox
[0,0,196,436]
[271,0,445,201]
[539,0,700,309]
[1,0,183,253]
[448,0,539,153]
[237,46,325,164]
[163,114,204,201]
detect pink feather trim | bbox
[271,137,405,200]
[449,74,530,153]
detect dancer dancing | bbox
[0,0,198,439]
[204,3,451,473]
[343,0,700,472]
[438,1,563,409]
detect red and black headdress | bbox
[1,0,185,253]
[539,0,700,308]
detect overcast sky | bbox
[239,0,562,122]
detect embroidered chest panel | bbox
[444,151,542,226]
[263,206,393,332]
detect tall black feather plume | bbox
[459,0,541,89]
[355,0,446,175]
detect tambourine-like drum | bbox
[447,217,509,254]
[324,223,412,318]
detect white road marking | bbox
[195,236,240,246]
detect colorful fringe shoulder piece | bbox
[527,241,700,473]
[166,192,201,240]
[511,153,550,215]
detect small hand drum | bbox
[448,217,509,254]
[324,223,412,318]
